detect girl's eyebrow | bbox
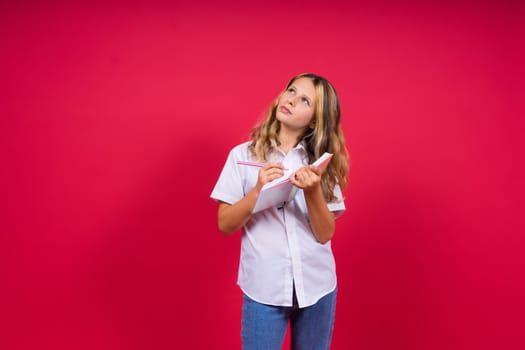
[290,84,314,103]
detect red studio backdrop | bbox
[1,1,524,349]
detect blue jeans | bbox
[241,288,337,350]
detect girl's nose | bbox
[288,96,297,106]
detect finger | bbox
[266,162,285,170]
[298,168,320,186]
[308,165,322,176]
[261,163,274,171]
[298,168,313,181]
[269,168,284,176]
[268,172,283,181]
[263,168,284,181]
[260,165,283,175]
[300,173,314,186]
[290,173,301,186]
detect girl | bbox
[211,73,349,350]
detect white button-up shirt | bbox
[211,141,345,308]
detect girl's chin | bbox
[276,112,291,121]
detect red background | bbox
[2,1,524,349]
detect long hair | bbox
[249,73,349,202]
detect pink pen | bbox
[236,161,288,170]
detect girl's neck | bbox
[277,129,302,154]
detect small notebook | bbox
[252,152,333,213]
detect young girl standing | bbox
[211,73,349,350]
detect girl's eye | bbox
[288,88,296,94]
[301,97,310,106]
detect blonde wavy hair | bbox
[249,73,349,202]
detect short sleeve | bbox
[210,146,246,205]
[327,183,346,218]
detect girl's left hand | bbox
[290,165,322,192]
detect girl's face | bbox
[276,77,317,132]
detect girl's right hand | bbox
[256,163,285,190]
